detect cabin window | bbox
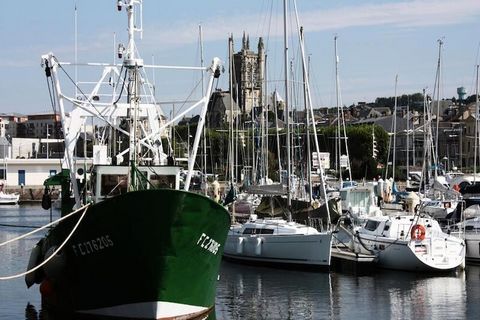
[150,175,176,189]
[243,228,256,234]
[242,228,274,235]
[101,174,128,196]
[259,229,274,234]
[365,220,380,231]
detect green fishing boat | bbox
[25,1,228,318]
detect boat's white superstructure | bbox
[0,191,19,205]
[223,217,332,267]
[340,182,382,222]
[0,182,19,205]
[354,215,465,272]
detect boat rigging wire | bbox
[51,56,120,131]
[0,223,43,229]
[0,203,90,280]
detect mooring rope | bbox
[0,203,90,281]
[0,204,90,248]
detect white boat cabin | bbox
[340,183,381,219]
[361,215,441,240]
[231,218,319,236]
[92,165,181,203]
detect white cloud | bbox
[142,0,480,48]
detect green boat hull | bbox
[33,189,230,319]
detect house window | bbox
[0,169,5,180]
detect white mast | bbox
[199,24,208,195]
[334,36,352,182]
[74,1,78,98]
[229,35,235,187]
[434,39,443,180]
[121,0,144,190]
[302,39,313,201]
[335,35,341,184]
[475,64,479,181]
[284,0,292,210]
[393,74,398,182]
[406,100,410,183]
[293,1,330,224]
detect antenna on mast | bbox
[116,0,144,68]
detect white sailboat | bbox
[354,214,465,272]
[223,0,333,268]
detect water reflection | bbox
[2,205,480,319]
[216,261,332,319]
[216,261,469,320]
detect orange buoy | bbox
[411,224,426,241]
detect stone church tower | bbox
[232,32,265,117]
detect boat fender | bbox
[236,237,244,254]
[41,188,52,210]
[25,242,44,288]
[411,224,426,241]
[255,237,263,256]
[43,246,66,279]
[39,278,54,297]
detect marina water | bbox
[1,205,480,319]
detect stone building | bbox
[232,33,265,116]
[207,91,240,128]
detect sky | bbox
[1,0,480,115]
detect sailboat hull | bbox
[224,231,332,268]
[31,189,230,319]
[357,235,465,272]
[464,233,480,263]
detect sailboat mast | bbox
[475,64,479,182]
[434,39,443,179]
[284,0,292,209]
[393,74,398,182]
[334,36,352,182]
[302,41,313,201]
[406,101,410,183]
[251,72,256,185]
[274,91,283,180]
[334,35,342,184]
[293,0,331,223]
[199,25,208,195]
[229,35,235,187]
[264,54,269,181]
